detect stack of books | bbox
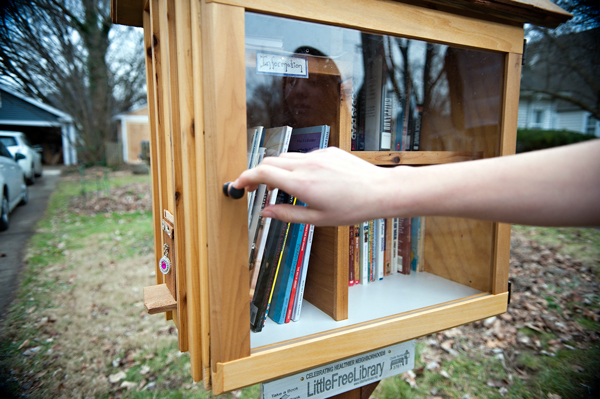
[247,124,330,333]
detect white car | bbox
[0,131,43,185]
[0,142,28,231]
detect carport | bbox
[0,84,77,165]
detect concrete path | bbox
[0,167,62,319]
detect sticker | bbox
[261,341,415,399]
[257,53,308,78]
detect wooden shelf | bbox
[144,284,177,314]
[251,272,482,349]
[352,151,484,165]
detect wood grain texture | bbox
[201,1,251,371]
[143,11,163,283]
[160,0,189,354]
[173,0,203,378]
[191,0,213,388]
[354,151,483,165]
[212,293,508,394]
[144,284,178,314]
[113,0,571,30]
[424,217,494,292]
[491,52,522,295]
[209,0,524,53]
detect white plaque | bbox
[256,53,308,78]
[261,340,415,399]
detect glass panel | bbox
[245,12,504,158]
[245,12,500,348]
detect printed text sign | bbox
[261,340,415,399]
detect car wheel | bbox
[19,183,29,206]
[26,167,35,185]
[35,167,42,178]
[0,192,9,232]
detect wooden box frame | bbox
[112,0,570,395]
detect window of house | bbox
[533,109,544,126]
[586,115,597,136]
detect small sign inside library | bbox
[261,340,415,399]
[256,53,308,78]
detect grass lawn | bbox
[1,170,599,398]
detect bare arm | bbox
[233,139,600,227]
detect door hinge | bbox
[522,39,527,66]
[507,281,512,305]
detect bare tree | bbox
[0,0,146,164]
[522,0,600,120]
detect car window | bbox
[0,136,17,147]
[0,143,13,158]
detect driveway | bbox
[0,167,62,318]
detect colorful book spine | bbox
[353,224,360,285]
[397,217,412,275]
[349,226,355,286]
[368,219,374,282]
[286,223,309,323]
[359,221,369,285]
[384,218,392,276]
[291,223,315,322]
[410,217,425,272]
[376,219,385,280]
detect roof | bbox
[111,0,571,29]
[0,85,73,125]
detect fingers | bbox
[233,164,293,193]
[262,203,322,225]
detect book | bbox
[411,104,424,151]
[362,34,388,151]
[268,198,299,324]
[248,126,293,300]
[359,221,369,285]
[247,126,262,169]
[291,223,314,322]
[250,191,291,332]
[410,217,426,272]
[349,226,355,286]
[353,224,360,285]
[376,219,385,280]
[368,219,375,282]
[248,126,292,320]
[397,217,412,275]
[285,222,309,323]
[247,147,266,226]
[262,194,295,329]
[384,218,392,276]
[268,125,328,323]
[392,217,399,273]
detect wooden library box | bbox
[111,0,570,395]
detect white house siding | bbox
[557,111,586,133]
[517,98,556,130]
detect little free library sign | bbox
[261,341,415,399]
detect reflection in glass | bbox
[245,12,504,158]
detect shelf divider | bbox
[352,151,483,165]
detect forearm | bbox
[389,140,600,226]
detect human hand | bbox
[232,147,397,226]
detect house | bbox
[0,84,78,165]
[518,27,600,137]
[114,104,150,164]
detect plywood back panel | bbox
[424,217,494,292]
